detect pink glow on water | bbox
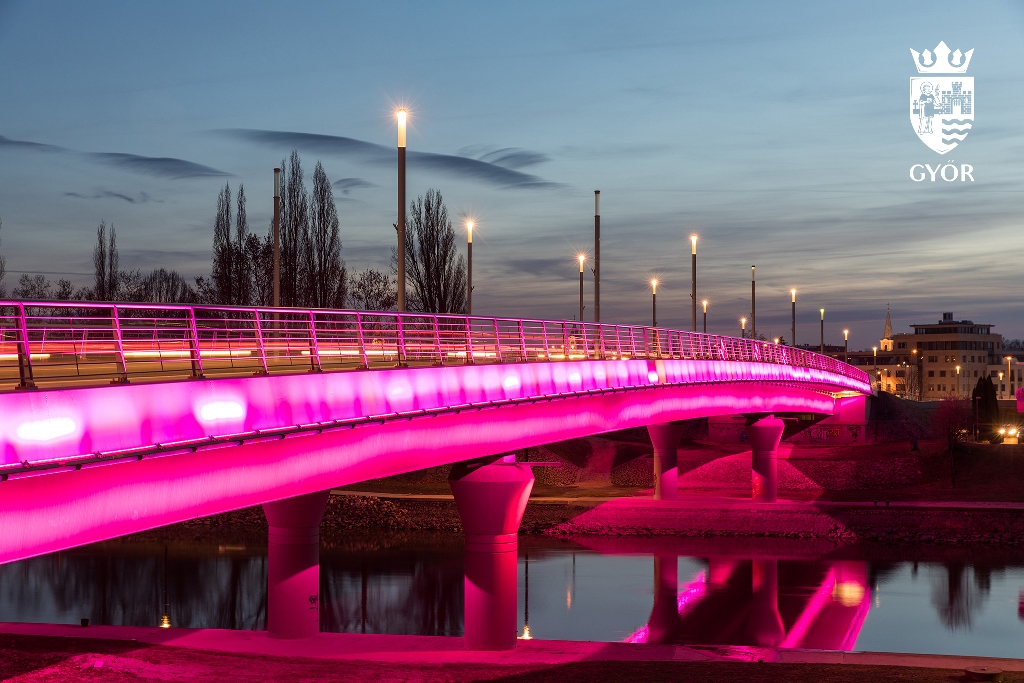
[624,571,707,643]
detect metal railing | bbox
[0,300,870,391]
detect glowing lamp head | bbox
[650,278,658,293]
[741,317,747,328]
[843,329,849,340]
[773,337,780,344]
[466,220,474,243]
[791,288,797,302]
[690,234,698,254]
[396,109,407,147]
[578,253,586,271]
[820,308,825,319]
[1000,428,1006,435]
[702,299,708,312]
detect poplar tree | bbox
[403,189,466,314]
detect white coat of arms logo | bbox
[910,41,974,154]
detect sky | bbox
[0,0,1022,349]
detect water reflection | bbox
[1,536,1024,659]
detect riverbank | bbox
[121,492,1024,547]
[2,626,1023,683]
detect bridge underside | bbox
[0,378,840,564]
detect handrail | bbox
[0,300,871,391]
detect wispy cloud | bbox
[0,134,230,179]
[219,129,563,190]
[88,153,229,179]
[457,145,550,169]
[333,177,377,194]
[64,189,159,204]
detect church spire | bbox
[883,305,893,340]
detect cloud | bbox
[87,152,229,179]
[457,145,550,169]
[0,133,230,179]
[219,129,562,190]
[64,189,158,204]
[0,134,63,153]
[333,177,377,194]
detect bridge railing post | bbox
[186,307,204,379]
[465,316,475,364]
[110,305,129,383]
[307,311,322,372]
[253,309,269,375]
[518,320,527,362]
[491,318,502,363]
[433,315,443,365]
[15,303,35,389]
[395,314,406,366]
[540,321,550,360]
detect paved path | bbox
[334,489,1024,511]
[0,622,1021,672]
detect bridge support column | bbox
[647,423,684,500]
[449,456,534,650]
[749,415,785,503]
[263,490,330,639]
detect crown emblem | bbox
[910,41,974,74]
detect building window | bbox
[928,356,938,363]
[928,384,934,391]
[928,370,935,377]
[974,371,978,377]
[940,370,946,377]
[897,342,907,349]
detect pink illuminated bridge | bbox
[0,301,870,564]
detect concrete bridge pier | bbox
[749,415,785,502]
[263,490,330,639]
[646,554,680,643]
[449,455,534,650]
[647,423,684,500]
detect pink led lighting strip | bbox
[0,300,869,391]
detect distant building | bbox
[825,310,1020,401]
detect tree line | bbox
[0,150,467,314]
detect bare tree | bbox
[212,183,233,304]
[92,221,119,300]
[280,151,309,307]
[403,189,466,314]
[247,232,273,307]
[233,184,250,306]
[348,268,397,312]
[306,161,346,308]
[0,215,6,297]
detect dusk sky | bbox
[0,1,1021,348]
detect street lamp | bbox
[690,235,698,332]
[466,220,474,315]
[773,337,780,345]
[594,191,600,323]
[578,253,586,323]
[819,308,825,354]
[843,329,849,364]
[702,299,708,334]
[751,265,756,341]
[396,109,408,312]
[273,167,281,308]
[741,317,747,339]
[651,279,658,327]
[790,289,797,347]
[873,346,878,389]
[1007,356,1014,399]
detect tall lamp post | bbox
[594,191,600,323]
[396,109,407,312]
[466,220,474,315]
[790,289,797,347]
[819,308,825,354]
[578,254,585,323]
[690,235,698,332]
[1007,356,1014,399]
[873,346,878,391]
[956,365,961,396]
[912,348,920,401]
[651,279,658,327]
[843,329,849,364]
[741,317,747,339]
[751,265,756,341]
[702,300,708,334]
[272,167,281,308]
